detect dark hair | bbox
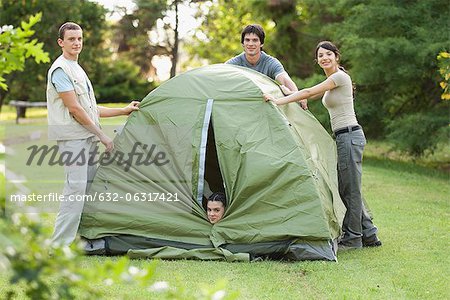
[316,40,355,94]
[207,192,227,207]
[241,24,265,44]
[315,40,349,74]
[58,22,82,40]
[315,41,340,60]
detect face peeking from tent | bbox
[207,192,226,224]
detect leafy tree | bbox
[185,0,261,64]
[95,58,150,103]
[113,0,203,80]
[0,0,145,107]
[386,110,448,157]
[112,0,168,79]
[0,13,49,111]
[186,0,339,77]
[326,0,449,139]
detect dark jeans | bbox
[335,127,378,247]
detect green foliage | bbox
[386,109,449,157]
[112,0,168,78]
[0,13,49,90]
[328,0,448,138]
[0,211,237,299]
[437,51,450,100]
[185,0,268,64]
[0,0,110,102]
[295,73,331,130]
[184,0,450,157]
[112,0,202,79]
[94,58,152,103]
[1,213,152,299]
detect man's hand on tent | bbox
[279,85,308,110]
[99,133,114,153]
[280,85,294,96]
[123,101,140,115]
[98,101,140,117]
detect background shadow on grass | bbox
[364,156,449,180]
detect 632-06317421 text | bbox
[89,192,180,202]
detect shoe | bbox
[250,256,264,262]
[363,239,382,247]
[338,242,362,251]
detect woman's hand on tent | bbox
[263,93,276,103]
[298,99,308,110]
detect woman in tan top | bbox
[264,41,381,250]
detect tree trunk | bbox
[0,93,4,115]
[0,87,9,115]
[170,0,179,78]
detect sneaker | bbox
[363,240,382,247]
[250,256,264,262]
[338,242,362,251]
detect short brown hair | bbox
[241,24,265,44]
[58,22,82,39]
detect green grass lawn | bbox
[1,104,449,299]
[2,158,447,299]
[80,158,447,300]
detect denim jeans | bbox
[335,126,378,247]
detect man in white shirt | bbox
[47,22,139,245]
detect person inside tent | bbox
[206,192,227,224]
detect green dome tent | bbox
[79,64,345,261]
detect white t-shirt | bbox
[322,70,358,132]
[51,61,90,93]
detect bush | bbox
[0,186,237,299]
[437,51,450,100]
[1,211,238,299]
[386,109,449,157]
[95,59,153,103]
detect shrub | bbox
[95,59,153,103]
[386,110,449,157]
[0,209,238,299]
